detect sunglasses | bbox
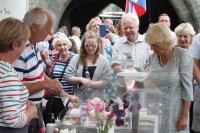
[85,44,97,48]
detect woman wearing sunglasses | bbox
[66,31,112,102]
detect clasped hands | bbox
[77,77,93,90]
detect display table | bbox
[59,106,159,133]
[59,59,162,133]
[59,123,156,133]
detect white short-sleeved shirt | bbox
[191,33,200,94]
[112,34,151,71]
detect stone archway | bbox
[46,0,126,33]
[34,0,200,33]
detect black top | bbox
[82,66,97,79]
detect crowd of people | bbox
[0,6,200,133]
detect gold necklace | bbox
[159,56,165,67]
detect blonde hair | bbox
[86,17,102,31]
[145,23,175,50]
[174,23,196,38]
[0,17,30,53]
[115,20,124,37]
[52,32,72,49]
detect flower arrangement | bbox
[107,93,141,127]
[85,97,115,133]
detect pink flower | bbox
[89,97,101,106]
[90,99,97,106]
[84,97,115,132]
[95,102,105,112]
[85,105,92,113]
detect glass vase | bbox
[97,124,114,133]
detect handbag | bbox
[43,53,73,123]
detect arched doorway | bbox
[58,0,180,34]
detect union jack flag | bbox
[125,0,146,17]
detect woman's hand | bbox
[176,114,188,131]
[26,101,38,123]
[78,77,91,90]
[105,33,113,42]
[68,95,81,107]
[176,100,191,131]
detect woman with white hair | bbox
[175,23,196,132]
[175,23,196,49]
[42,32,80,120]
[145,23,193,133]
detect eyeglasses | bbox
[85,44,97,48]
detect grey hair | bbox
[174,23,196,38]
[121,13,140,26]
[52,32,72,49]
[71,26,80,34]
[24,7,55,28]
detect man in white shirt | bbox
[112,14,151,132]
[70,26,81,50]
[113,13,151,71]
[191,33,200,133]
[12,7,62,133]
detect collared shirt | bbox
[112,34,151,71]
[191,33,200,95]
[70,35,81,50]
[12,44,45,103]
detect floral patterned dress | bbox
[149,47,193,133]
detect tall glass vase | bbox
[97,124,114,133]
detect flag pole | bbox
[148,0,151,24]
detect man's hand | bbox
[45,78,62,95]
